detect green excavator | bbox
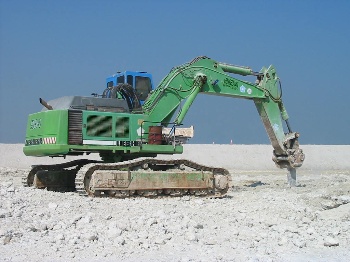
[23,56,305,197]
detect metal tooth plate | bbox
[93,170,130,188]
[91,170,212,191]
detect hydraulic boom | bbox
[143,56,304,172]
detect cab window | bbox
[135,76,152,100]
[127,75,133,86]
[107,81,113,88]
[117,75,124,84]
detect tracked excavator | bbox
[23,56,305,197]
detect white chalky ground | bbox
[0,144,349,261]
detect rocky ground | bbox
[0,144,349,261]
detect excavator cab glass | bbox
[135,76,152,101]
[106,71,154,104]
[127,75,133,86]
[117,75,124,84]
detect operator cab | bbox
[106,71,154,104]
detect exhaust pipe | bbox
[39,98,53,110]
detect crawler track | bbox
[23,159,232,198]
[75,159,232,198]
[22,159,101,191]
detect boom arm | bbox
[143,56,304,169]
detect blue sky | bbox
[1,0,349,144]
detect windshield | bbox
[135,76,152,101]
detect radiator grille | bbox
[68,110,83,145]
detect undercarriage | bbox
[23,159,232,198]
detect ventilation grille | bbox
[68,110,83,145]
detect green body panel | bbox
[23,143,182,156]
[24,109,183,157]
[24,144,70,156]
[82,111,143,142]
[25,110,68,146]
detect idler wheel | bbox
[214,174,229,190]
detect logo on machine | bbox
[30,119,42,129]
[223,78,238,90]
[25,136,57,145]
[25,138,43,145]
